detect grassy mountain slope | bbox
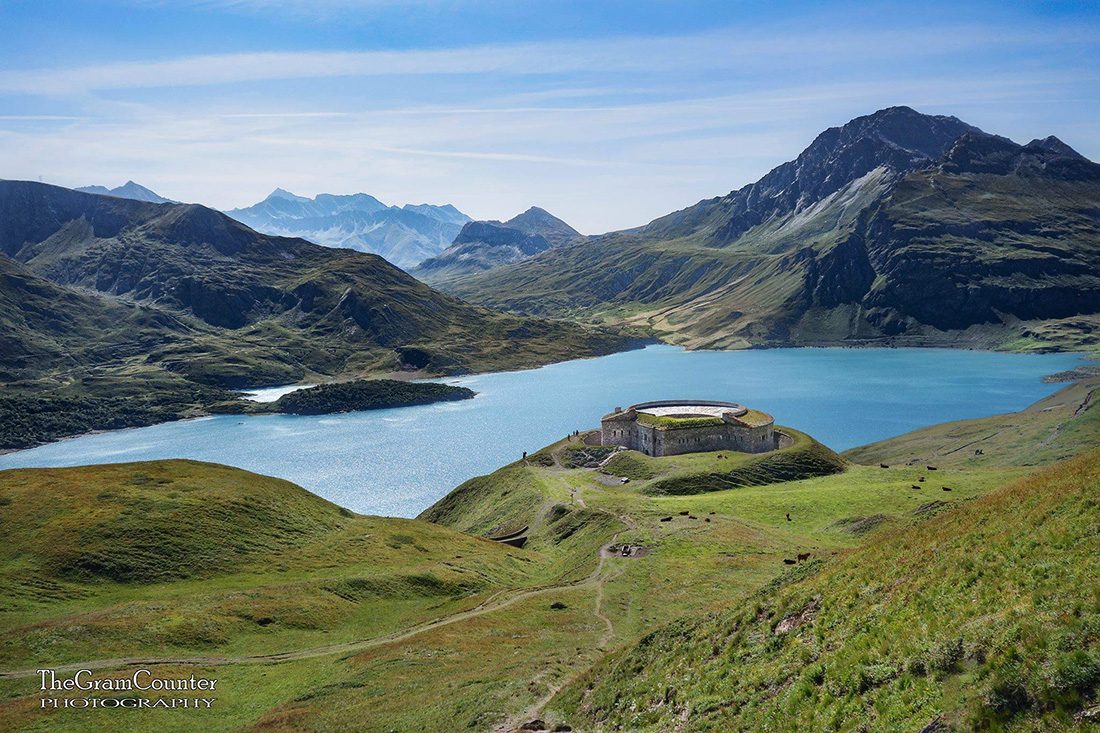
[219,428,1029,731]
[1,382,1094,731]
[0,460,535,670]
[445,107,1100,351]
[0,180,634,378]
[551,448,1100,731]
[844,376,1100,469]
[0,254,197,381]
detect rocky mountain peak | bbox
[267,187,308,202]
[1024,135,1086,160]
[75,181,174,204]
[941,130,1100,180]
[504,206,581,246]
[654,106,983,244]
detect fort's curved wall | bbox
[600,401,775,457]
[630,399,747,417]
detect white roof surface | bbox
[636,405,731,418]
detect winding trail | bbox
[0,577,598,681]
[3,465,643,733]
[0,508,637,685]
[491,500,637,733]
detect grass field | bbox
[0,377,1097,731]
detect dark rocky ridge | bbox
[448,107,1100,351]
[640,106,980,244]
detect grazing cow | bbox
[797,552,811,563]
[942,486,953,492]
[660,516,672,522]
[679,510,690,516]
[785,512,791,522]
[880,463,889,469]
[911,485,922,490]
[918,477,926,482]
[927,466,938,471]
[783,558,796,565]
[705,518,711,523]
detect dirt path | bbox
[0,509,639,683]
[492,509,635,733]
[0,577,598,681]
[3,489,641,733]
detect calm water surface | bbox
[0,346,1080,517]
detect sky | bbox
[1,1,1098,233]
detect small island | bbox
[265,379,475,415]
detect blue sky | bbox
[1,0,1098,232]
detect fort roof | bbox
[601,400,773,427]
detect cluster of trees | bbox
[271,379,475,416]
[0,394,187,450]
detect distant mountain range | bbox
[225,188,471,269]
[75,180,175,204]
[444,106,1100,351]
[412,206,581,285]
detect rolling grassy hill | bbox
[445,107,1100,352]
[0,380,1097,731]
[844,375,1100,469]
[0,460,536,671]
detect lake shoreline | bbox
[0,343,1088,459]
[0,346,1083,518]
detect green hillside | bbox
[550,448,1100,732]
[844,376,1100,468]
[0,460,535,672]
[0,382,1096,731]
[0,180,637,382]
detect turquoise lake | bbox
[0,346,1082,517]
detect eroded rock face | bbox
[447,106,1100,348]
[647,106,979,245]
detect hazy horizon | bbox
[3,0,1099,233]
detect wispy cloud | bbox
[0,115,88,120]
[2,10,1097,232]
[213,112,349,118]
[2,25,1096,97]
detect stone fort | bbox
[600,400,776,457]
